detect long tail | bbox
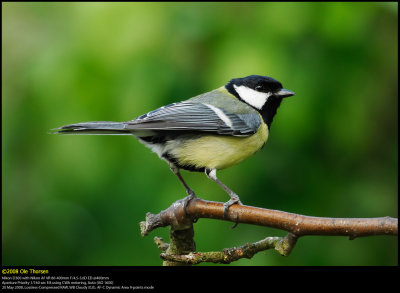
[51,121,132,135]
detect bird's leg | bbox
[205,168,243,217]
[169,164,196,212]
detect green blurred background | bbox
[2,2,398,266]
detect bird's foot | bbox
[223,195,243,218]
[182,190,197,215]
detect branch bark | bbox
[140,197,397,265]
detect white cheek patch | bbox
[233,85,272,110]
[204,103,233,128]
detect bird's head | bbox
[226,75,295,128]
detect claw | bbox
[223,196,243,218]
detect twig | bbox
[159,233,298,265]
[153,237,169,252]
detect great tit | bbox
[53,75,294,214]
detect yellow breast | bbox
[170,122,268,170]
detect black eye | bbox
[255,85,263,91]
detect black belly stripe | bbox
[162,152,205,173]
[140,136,167,144]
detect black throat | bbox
[260,97,284,129]
[225,84,284,129]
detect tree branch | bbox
[140,197,397,265]
[141,197,397,238]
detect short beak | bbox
[276,89,295,98]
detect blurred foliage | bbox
[2,2,397,266]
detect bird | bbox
[53,75,294,215]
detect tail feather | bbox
[52,121,132,135]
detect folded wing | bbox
[127,102,261,136]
